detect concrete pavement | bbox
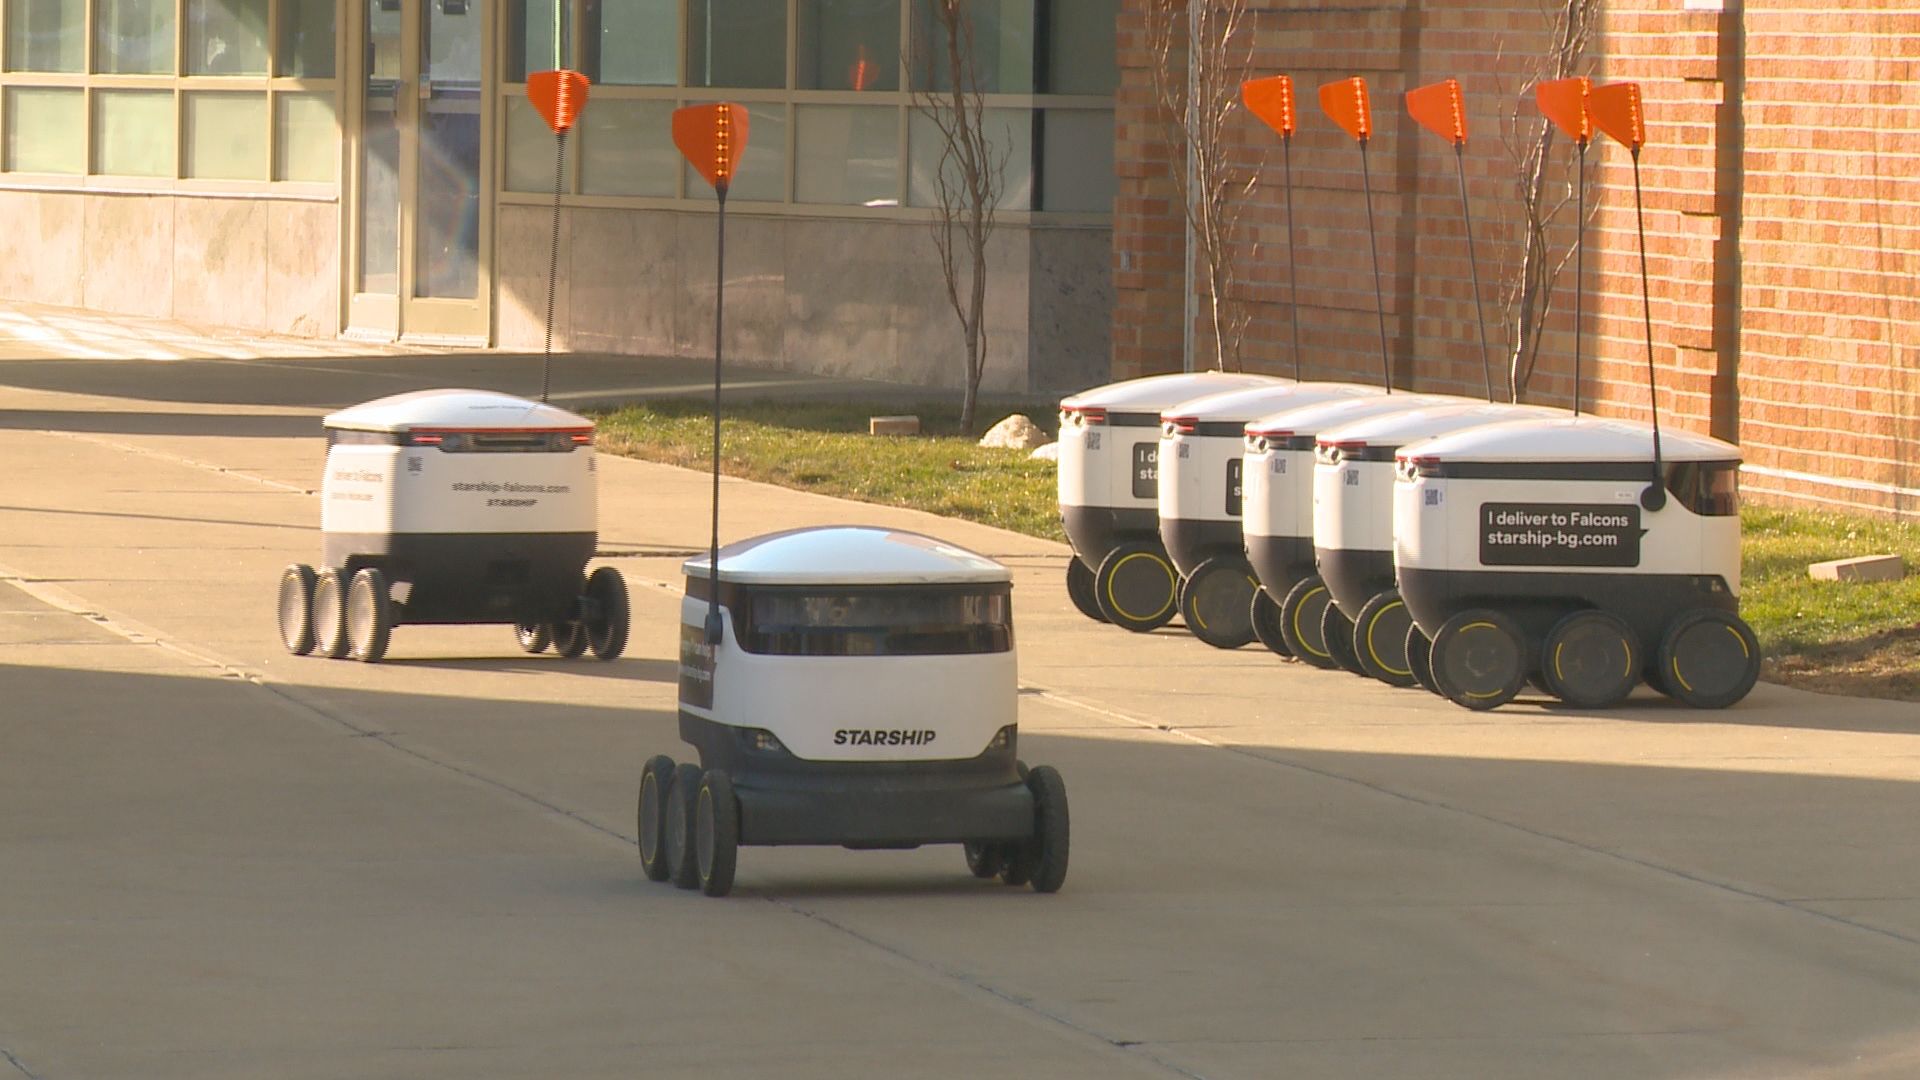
[5,302,1920,1078]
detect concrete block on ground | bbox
[869,415,920,436]
[1808,554,1905,583]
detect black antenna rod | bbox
[1283,131,1301,382]
[1630,146,1667,511]
[1571,136,1587,416]
[1358,136,1392,392]
[707,185,727,645]
[541,129,567,404]
[1454,142,1496,403]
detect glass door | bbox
[346,0,492,343]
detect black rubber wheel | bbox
[1249,586,1293,657]
[664,762,703,889]
[514,623,549,654]
[1354,590,1417,687]
[550,620,589,659]
[1093,541,1179,632]
[1406,623,1439,696]
[1541,609,1641,709]
[277,563,316,656]
[1179,556,1259,649]
[1278,574,1338,669]
[1022,765,1070,894]
[696,769,740,897]
[637,754,676,882]
[584,566,629,660]
[311,568,349,659]
[963,841,1005,879]
[1657,609,1761,709]
[346,567,392,663]
[1065,556,1107,623]
[1320,600,1365,675]
[1430,608,1529,711]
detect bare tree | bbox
[1493,0,1603,402]
[913,0,1008,435]
[1146,0,1263,372]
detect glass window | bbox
[187,0,268,74]
[5,0,84,72]
[274,91,335,181]
[681,100,783,200]
[275,0,334,76]
[1039,108,1111,212]
[3,86,83,172]
[741,586,1012,656]
[581,98,677,196]
[93,89,175,176]
[908,106,1030,210]
[797,0,897,91]
[583,0,675,85]
[795,104,897,206]
[1045,0,1115,95]
[504,93,573,192]
[95,0,176,73]
[911,0,1032,94]
[506,0,568,81]
[184,91,267,178]
[686,0,785,88]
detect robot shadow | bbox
[371,654,681,683]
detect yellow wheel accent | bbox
[1104,551,1174,623]
[1290,584,1331,659]
[1362,600,1412,677]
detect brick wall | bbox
[1111,0,1920,519]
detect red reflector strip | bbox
[410,433,443,445]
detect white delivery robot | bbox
[1241,393,1456,665]
[277,388,628,663]
[1311,403,1563,685]
[1393,415,1754,710]
[1156,381,1381,648]
[1057,371,1284,631]
[636,526,1068,897]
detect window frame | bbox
[0,0,340,194]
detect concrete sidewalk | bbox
[5,303,1920,1079]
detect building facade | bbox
[0,0,1118,392]
[1114,0,1919,519]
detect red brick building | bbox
[1112,1,1919,519]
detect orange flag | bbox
[673,103,750,194]
[1318,76,1373,142]
[1588,81,1646,152]
[1535,76,1592,143]
[526,70,590,135]
[1242,75,1297,139]
[1406,78,1468,146]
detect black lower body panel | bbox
[1161,517,1245,579]
[1246,533,1315,599]
[680,714,1034,847]
[322,530,594,625]
[1061,505,1160,568]
[1316,545,1396,618]
[1398,566,1738,649]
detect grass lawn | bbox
[593,399,1920,701]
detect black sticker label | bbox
[1225,458,1242,517]
[1479,503,1642,567]
[678,621,715,708]
[1131,442,1158,498]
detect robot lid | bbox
[1246,393,1458,439]
[1160,381,1381,427]
[683,526,1011,586]
[1399,415,1740,467]
[324,388,594,434]
[1059,371,1285,418]
[1316,403,1566,459]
